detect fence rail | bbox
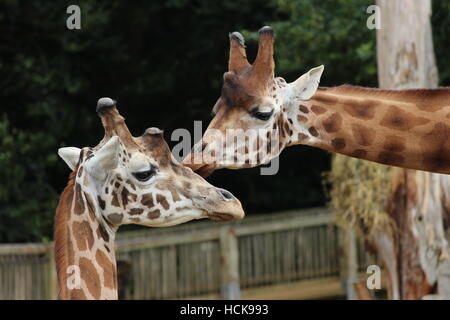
[0,207,377,300]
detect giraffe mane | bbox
[54,168,77,299]
[318,85,450,106]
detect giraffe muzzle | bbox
[206,187,244,221]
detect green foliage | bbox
[0,0,449,243]
[244,0,377,86]
[0,116,57,242]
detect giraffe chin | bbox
[207,212,235,222]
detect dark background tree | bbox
[0,0,448,242]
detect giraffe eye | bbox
[133,168,156,182]
[252,109,274,121]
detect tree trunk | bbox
[375,0,450,299]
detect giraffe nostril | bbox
[217,188,235,201]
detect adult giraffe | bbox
[55,98,244,300]
[183,26,450,176]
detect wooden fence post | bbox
[339,227,358,300]
[219,227,240,300]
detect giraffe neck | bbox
[54,169,118,300]
[283,85,450,174]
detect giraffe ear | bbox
[58,147,81,171]
[292,65,324,100]
[85,136,120,180]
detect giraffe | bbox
[182,26,450,176]
[55,98,244,300]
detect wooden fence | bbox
[0,207,378,300]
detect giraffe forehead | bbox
[128,152,150,171]
[259,96,277,109]
[221,82,262,111]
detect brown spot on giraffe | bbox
[95,250,115,289]
[380,106,430,131]
[420,123,450,172]
[350,149,368,158]
[141,193,154,208]
[67,226,75,264]
[111,191,120,207]
[97,196,106,210]
[79,257,101,299]
[377,152,405,167]
[322,112,343,133]
[342,99,376,120]
[351,123,376,147]
[72,221,94,251]
[331,138,346,151]
[299,105,309,114]
[410,89,450,112]
[96,224,109,242]
[148,209,161,219]
[74,184,85,215]
[311,105,327,115]
[308,127,319,137]
[383,136,406,153]
[156,194,169,210]
[129,208,144,215]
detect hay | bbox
[325,153,393,235]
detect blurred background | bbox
[0,0,449,300]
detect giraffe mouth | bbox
[207,212,235,222]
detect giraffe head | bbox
[183,26,324,176]
[58,98,244,227]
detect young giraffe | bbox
[55,98,244,300]
[182,26,450,176]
